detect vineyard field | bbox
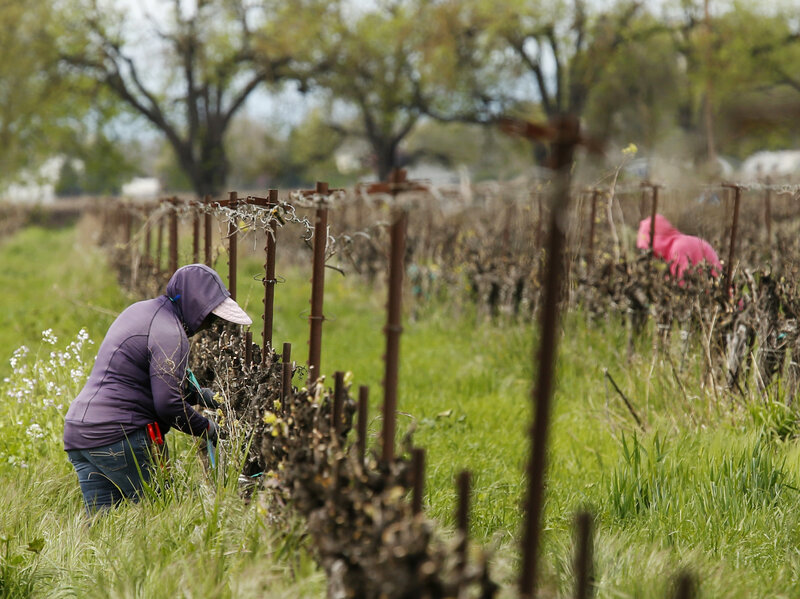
[3,220,800,598]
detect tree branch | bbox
[506,33,553,116]
[752,32,800,57]
[777,68,800,93]
[545,27,563,112]
[221,68,275,129]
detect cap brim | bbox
[211,297,253,325]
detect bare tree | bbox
[61,0,294,196]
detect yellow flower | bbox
[622,143,638,156]
[262,411,277,425]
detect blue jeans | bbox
[67,428,159,516]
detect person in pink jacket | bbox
[637,214,722,279]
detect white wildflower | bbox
[10,346,29,371]
[42,329,58,345]
[26,424,44,439]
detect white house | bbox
[0,157,65,204]
[740,150,800,180]
[121,177,161,199]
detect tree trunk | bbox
[174,134,230,198]
[374,140,399,182]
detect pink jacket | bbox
[637,214,721,279]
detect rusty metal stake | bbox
[227,191,238,300]
[639,187,647,221]
[574,511,594,599]
[263,189,278,361]
[333,371,344,437]
[124,211,133,246]
[169,207,178,273]
[308,182,329,386]
[353,169,426,462]
[156,216,164,272]
[192,209,200,264]
[281,342,292,408]
[671,572,695,599]
[519,115,580,599]
[587,188,599,271]
[456,469,471,564]
[648,183,660,253]
[722,183,742,293]
[358,385,368,464]
[204,195,212,267]
[412,447,425,515]
[245,331,253,367]
[144,218,152,265]
[381,198,408,463]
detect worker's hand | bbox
[198,388,221,410]
[206,420,219,446]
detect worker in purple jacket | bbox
[64,264,252,515]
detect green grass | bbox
[5,223,800,597]
[0,224,130,378]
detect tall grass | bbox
[0,224,129,378]
[0,325,324,598]
[5,222,800,596]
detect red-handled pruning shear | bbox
[146,422,164,445]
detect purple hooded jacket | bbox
[63,264,230,450]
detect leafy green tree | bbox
[224,113,275,190]
[0,0,73,180]
[0,0,142,193]
[664,1,800,162]
[582,13,685,151]
[404,119,532,181]
[413,0,658,165]
[294,1,486,181]
[240,109,349,188]
[701,4,800,158]
[55,105,140,196]
[295,3,417,180]
[450,0,648,118]
[55,160,83,197]
[55,142,138,197]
